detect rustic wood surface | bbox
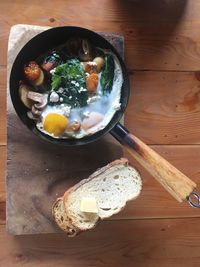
[1,0,200,266]
[6,26,124,235]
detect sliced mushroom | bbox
[31,105,43,116]
[27,111,39,121]
[27,91,44,102]
[34,94,48,110]
[27,92,47,109]
[79,39,93,61]
[82,40,91,55]
[19,82,34,109]
[27,91,48,119]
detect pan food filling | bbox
[19,38,123,139]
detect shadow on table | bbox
[116,0,188,28]
[115,0,188,68]
[7,118,123,234]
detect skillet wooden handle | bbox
[111,123,196,202]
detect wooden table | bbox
[1,0,200,266]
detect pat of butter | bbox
[80,197,98,213]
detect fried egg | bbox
[36,105,69,137]
[36,51,123,139]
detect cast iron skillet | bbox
[10,26,199,207]
[10,26,129,146]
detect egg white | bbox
[71,51,123,139]
[36,51,123,139]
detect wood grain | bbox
[3,69,200,146]
[0,144,200,228]
[1,0,200,70]
[6,127,123,234]
[125,133,196,202]
[6,30,124,235]
[1,0,200,265]
[0,146,5,226]
[0,66,6,145]
[126,71,200,145]
[1,218,200,267]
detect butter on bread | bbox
[52,158,142,236]
[80,197,98,213]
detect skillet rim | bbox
[9,26,130,146]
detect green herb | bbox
[50,59,88,107]
[100,54,115,94]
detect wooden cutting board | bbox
[6,24,124,235]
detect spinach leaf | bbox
[51,59,88,107]
[100,54,115,94]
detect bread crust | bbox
[52,158,142,236]
[52,198,80,237]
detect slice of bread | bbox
[52,158,142,236]
[52,198,79,236]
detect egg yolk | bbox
[43,113,68,136]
